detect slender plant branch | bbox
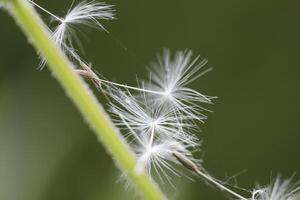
[2,0,165,199]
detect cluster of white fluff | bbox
[30,0,209,183]
[250,176,300,200]
[106,51,208,183]
[29,0,115,67]
[51,1,114,46]
[143,49,214,122]
[24,1,299,199]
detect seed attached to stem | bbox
[75,68,101,88]
[173,151,248,200]
[173,151,199,172]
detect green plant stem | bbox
[4,0,165,199]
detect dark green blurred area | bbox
[0,0,299,199]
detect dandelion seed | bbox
[51,0,115,48]
[30,0,115,68]
[134,138,200,184]
[61,48,214,125]
[250,175,300,200]
[75,61,103,88]
[108,87,199,147]
[145,49,216,122]
[89,49,214,122]
[107,87,202,184]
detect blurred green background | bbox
[0,0,299,199]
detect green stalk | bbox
[2,0,165,199]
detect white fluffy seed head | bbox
[107,86,202,184]
[145,49,215,122]
[104,49,214,186]
[251,175,300,200]
[52,1,114,48]
[134,138,201,182]
[109,88,199,146]
[37,1,115,68]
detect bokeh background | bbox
[0,0,299,199]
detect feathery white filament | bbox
[251,175,300,200]
[51,1,114,48]
[145,49,215,122]
[30,0,115,68]
[134,139,199,184]
[108,86,202,184]
[109,88,199,147]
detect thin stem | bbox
[148,127,155,147]
[75,67,166,96]
[173,151,248,200]
[29,0,63,22]
[195,169,248,200]
[4,0,165,199]
[100,79,165,95]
